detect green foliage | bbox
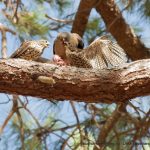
[25,136,43,150]
[56,0,71,12]
[85,17,104,44]
[9,10,49,39]
[35,0,70,14]
[87,18,100,32]
[121,0,150,20]
[140,0,150,19]
[34,0,53,4]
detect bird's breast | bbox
[54,39,67,59]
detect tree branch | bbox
[45,14,73,24]
[71,0,98,36]
[0,59,150,103]
[71,0,150,60]
[95,0,150,60]
[0,23,16,34]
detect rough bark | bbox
[0,59,150,103]
[71,0,97,36]
[72,0,150,60]
[95,0,150,60]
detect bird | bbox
[63,35,128,69]
[53,32,84,65]
[10,40,49,60]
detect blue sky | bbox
[0,0,150,149]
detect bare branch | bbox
[45,14,73,24]
[0,95,18,135]
[93,103,127,150]
[1,30,7,58]
[0,23,16,58]
[0,23,16,35]
[71,0,98,36]
[0,59,150,103]
[70,101,83,144]
[12,0,20,23]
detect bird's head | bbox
[57,32,71,44]
[38,40,50,48]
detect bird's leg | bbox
[53,54,67,66]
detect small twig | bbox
[0,23,16,58]
[45,14,73,24]
[0,94,11,104]
[1,30,7,58]
[0,95,18,135]
[16,110,25,150]
[61,128,77,150]
[0,108,14,134]
[94,103,127,150]
[121,0,133,11]
[0,23,16,35]
[70,101,84,145]
[43,136,48,150]
[12,0,20,23]
[49,23,68,30]
[18,98,41,128]
[128,101,146,115]
[108,128,136,143]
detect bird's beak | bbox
[57,36,66,43]
[62,38,66,43]
[46,41,50,47]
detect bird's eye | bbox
[45,40,49,45]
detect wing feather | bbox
[10,41,31,58]
[82,36,127,69]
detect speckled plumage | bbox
[64,36,128,69]
[10,40,49,60]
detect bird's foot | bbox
[53,55,67,66]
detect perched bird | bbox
[63,36,128,69]
[53,32,84,65]
[10,40,49,60]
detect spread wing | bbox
[82,36,128,69]
[10,41,36,58]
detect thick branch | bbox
[0,59,150,103]
[71,0,150,60]
[95,0,150,60]
[71,0,97,36]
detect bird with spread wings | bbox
[53,32,84,65]
[53,32,128,69]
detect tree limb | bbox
[71,0,98,36]
[71,0,150,60]
[95,0,150,60]
[0,23,16,35]
[0,59,150,103]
